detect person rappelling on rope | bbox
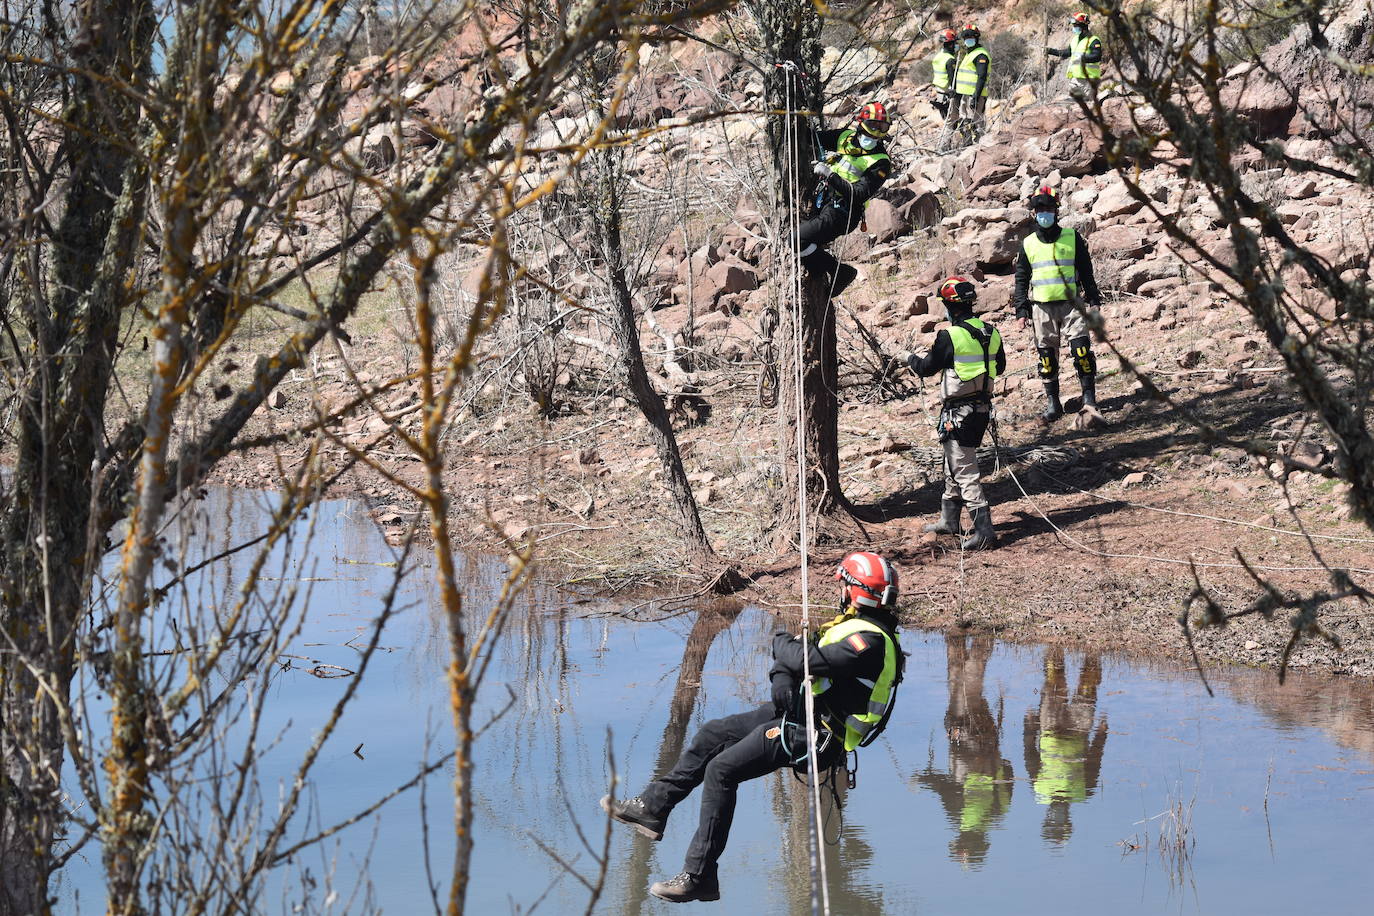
[601,552,905,904]
[798,102,894,299]
[905,276,1006,550]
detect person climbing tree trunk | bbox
[746,0,849,547]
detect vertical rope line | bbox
[781,65,831,916]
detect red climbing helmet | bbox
[939,28,957,44]
[855,101,891,138]
[1071,11,1090,27]
[836,552,899,609]
[960,22,981,41]
[1028,184,1060,211]
[938,275,978,306]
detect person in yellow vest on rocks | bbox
[948,23,991,138]
[798,102,893,298]
[602,552,904,904]
[928,28,959,119]
[1013,185,1103,423]
[1045,12,1103,98]
[905,277,1006,550]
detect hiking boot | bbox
[649,871,721,903]
[961,506,998,550]
[1078,374,1097,409]
[830,263,858,297]
[1039,381,1063,423]
[923,498,962,535]
[600,795,665,841]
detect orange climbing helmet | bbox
[1029,184,1060,211]
[1071,11,1090,27]
[938,276,978,307]
[836,552,899,609]
[939,28,958,44]
[855,101,891,138]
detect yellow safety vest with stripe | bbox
[1023,229,1079,302]
[1033,731,1089,803]
[943,318,1002,400]
[932,50,956,90]
[954,47,990,97]
[825,129,890,210]
[810,618,899,752]
[1066,33,1102,80]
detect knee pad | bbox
[1037,347,1058,380]
[1070,336,1096,376]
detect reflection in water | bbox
[915,635,1014,869]
[618,600,743,915]
[1024,648,1108,847]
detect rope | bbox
[781,61,831,916]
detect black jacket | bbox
[769,616,901,726]
[1012,224,1102,319]
[815,128,891,214]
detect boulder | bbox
[695,258,758,308]
[1024,126,1104,178]
[1084,224,1149,259]
[865,199,911,243]
[901,191,944,229]
[1091,182,1145,221]
[1218,70,1296,139]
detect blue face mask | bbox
[1036,212,1057,228]
[857,133,879,151]
[964,37,977,48]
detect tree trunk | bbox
[590,158,715,560]
[0,4,154,912]
[748,0,846,547]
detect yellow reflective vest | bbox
[810,618,900,751]
[932,50,956,90]
[1023,229,1079,302]
[1066,33,1102,80]
[943,318,1002,400]
[825,129,891,210]
[954,46,990,97]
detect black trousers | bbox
[798,205,861,277]
[638,704,840,878]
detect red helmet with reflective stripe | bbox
[960,22,981,41]
[1071,12,1090,26]
[1029,184,1060,211]
[938,275,977,306]
[855,101,891,138]
[939,28,957,44]
[836,552,899,609]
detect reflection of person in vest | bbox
[798,102,893,299]
[947,22,990,141]
[905,276,1006,549]
[1023,648,1108,846]
[1045,12,1104,99]
[602,552,904,904]
[913,635,1014,869]
[928,29,959,117]
[1013,185,1103,423]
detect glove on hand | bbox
[905,350,928,374]
[771,673,798,716]
[812,160,832,178]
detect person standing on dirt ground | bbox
[1045,12,1103,99]
[904,276,1006,550]
[947,23,991,142]
[913,634,1015,868]
[928,28,959,120]
[1013,185,1103,423]
[602,552,905,904]
[1023,647,1108,846]
[799,102,894,299]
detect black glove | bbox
[771,673,799,717]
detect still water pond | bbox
[59,490,1374,914]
